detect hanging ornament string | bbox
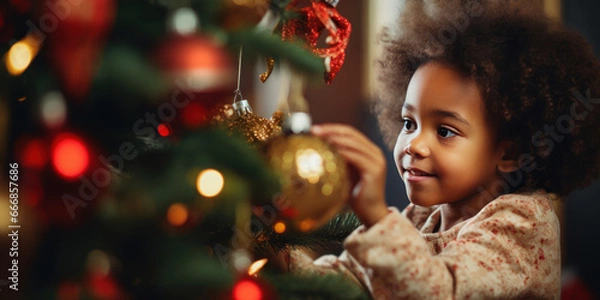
[223,45,283,143]
[231,46,253,118]
[233,46,244,105]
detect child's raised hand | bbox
[311,124,389,227]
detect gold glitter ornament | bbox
[259,57,275,83]
[263,113,350,232]
[228,99,283,143]
[211,104,235,124]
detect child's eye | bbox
[402,119,416,131]
[437,127,457,138]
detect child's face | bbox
[394,62,506,207]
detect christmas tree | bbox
[1,0,368,299]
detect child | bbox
[289,1,600,299]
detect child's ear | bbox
[497,140,519,173]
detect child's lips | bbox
[403,167,436,182]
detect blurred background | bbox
[0,0,599,299]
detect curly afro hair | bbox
[373,0,600,196]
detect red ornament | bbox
[46,0,116,99]
[154,34,236,129]
[281,0,351,84]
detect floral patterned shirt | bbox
[291,192,561,299]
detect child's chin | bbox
[408,195,439,207]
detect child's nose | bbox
[403,134,431,158]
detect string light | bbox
[299,219,314,232]
[51,134,89,179]
[5,34,40,76]
[169,7,198,35]
[196,169,224,197]
[247,258,268,276]
[40,91,67,129]
[232,279,262,300]
[167,203,189,226]
[157,123,171,137]
[273,221,286,234]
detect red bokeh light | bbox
[51,134,89,179]
[157,123,171,137]
[19,138,47,169]
[88,273,119,299]
[181,101,208,128]
[232,279,262,300]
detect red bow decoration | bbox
[281,0,351,84]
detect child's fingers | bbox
[325,134,384,167]
[312,125,385,175]
[311,124,377,150]
[334,145,385,179]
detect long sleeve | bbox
[291,193,561,299]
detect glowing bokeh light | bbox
[52,134,89,179]
[6,42,32,75]
[247,258,268,276]
[181,101,207,127]
[296,148,324,184]
[170,7,198,35]
[196,169,224,197]
[157,123,171,137]
[6,33,40,76]
[232,279,262,300]
[167,203,189,226]
[41,91,67,129]
[273,222,286,234]
[20,138,47,169]
[299,219,314,232]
